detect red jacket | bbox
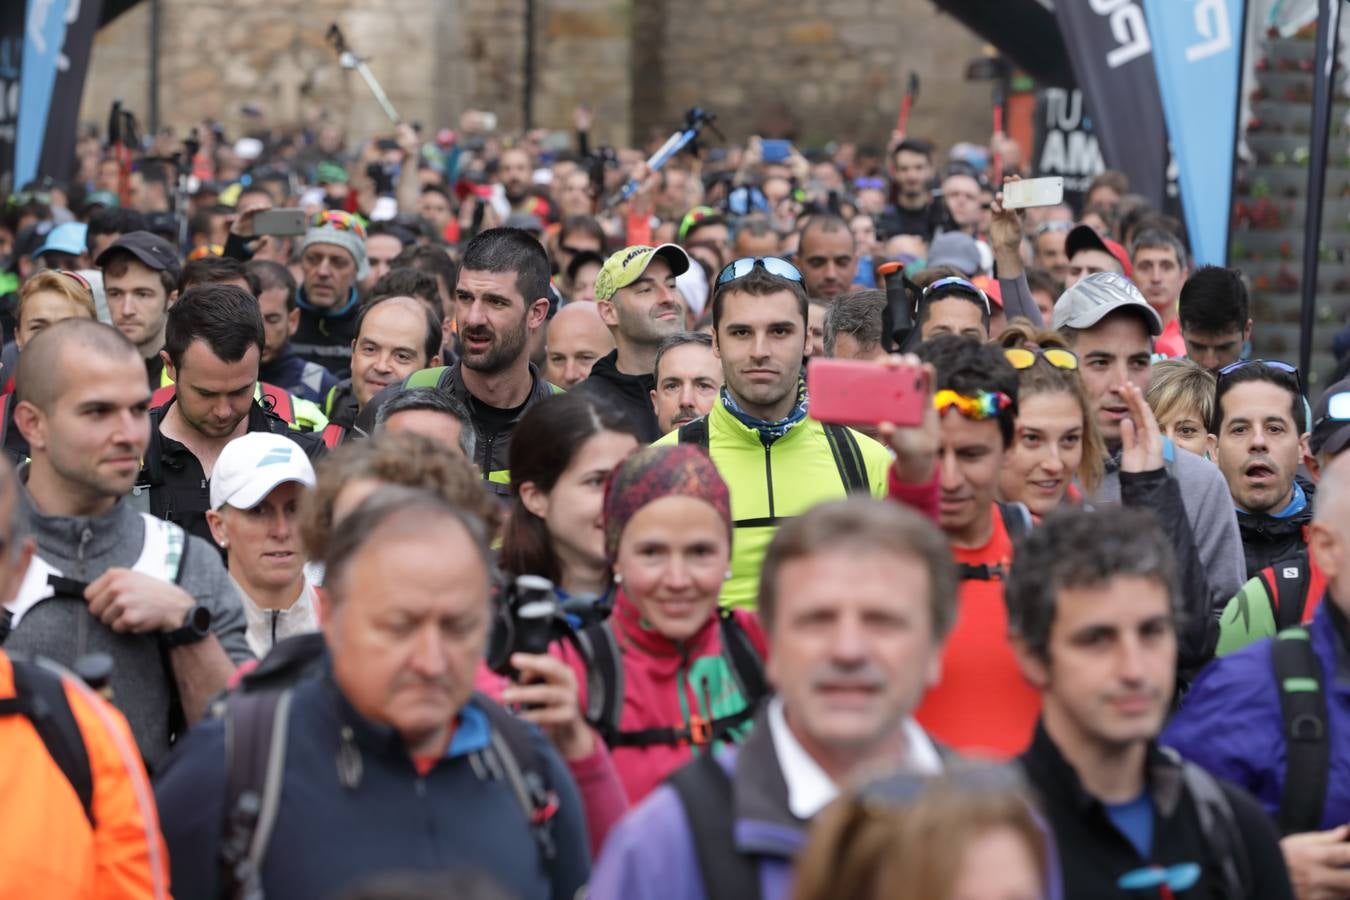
[563,590,768,805]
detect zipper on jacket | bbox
[762,445,776,520]
[76,527,93,562]
[270,609,280,649]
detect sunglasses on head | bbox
[715,256,804,287]
[310,210,367,239]
[923,276,990,314]
[1033,220,1073,237]
[1004,347,1078,371]
[1217,358,1303,394]
[853,176,886,191]
[934,389,1012,421]
[55,269,91,292]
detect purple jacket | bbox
[1163,599,1350,830]
[588,722,801,900]
[590,709,1064,900]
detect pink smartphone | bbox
[808,359,928,428]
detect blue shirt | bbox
[1105,792,1155,859]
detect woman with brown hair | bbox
[792,767,1056,900]
[996,319,1105,515]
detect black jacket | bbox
[323,378,360,430]
[291,286,360,380]
[138,399,327,547]
[357,362,559,498]
[1237,476,1315,579]
[1019,723,1292,899]
[570,350,660,443]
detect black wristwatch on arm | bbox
[160,604,212,649]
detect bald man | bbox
[6,319,248,766]
[543,301,615,390]
[1165,451,1350,895]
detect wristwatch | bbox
[161,604,212,648]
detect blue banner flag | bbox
[1142,0,1247,266]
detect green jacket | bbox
[655,397,891,609]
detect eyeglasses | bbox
[715,256,804,288]
[923,276,990,314]
[1004,347,1078,371]
[310,209,368,240]
[1314,390,1350,430]
[857,763,1026,811]
[934,389,1012,420]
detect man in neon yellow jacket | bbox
[656,256,890,609]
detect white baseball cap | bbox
[210,433,316,511]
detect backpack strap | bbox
[717,610,769,712]
[404,366,451,390]
[1175,754,1253,897]
[320,423,345,449]
[580,615,763,750]
[149,384,177,410]
[258,384,295,424]
[822,424,869,495]
[677,416,711,451]
[576,621,625,744]
[1267,560,1313,631]
[220,689,293,900]
[475,695,560,864]
[0,658,94,827]
[668,753,760,900]
[1272,627,1330,835]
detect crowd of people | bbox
[2,102,1350,900]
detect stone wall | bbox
[81,0,992,153]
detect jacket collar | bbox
[587,350,655,397]
[443,361,555,414]
[16,469,143,562]
[728,707,806,859]
[296,284,360,317]
[610,587,720,662]
[1020,720,1184,818]
[710,394,817,448]
[1236,476,1316,533]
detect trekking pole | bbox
[606,107,720,209]
[326,24,402,125]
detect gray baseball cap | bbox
[1052,271,1162,336]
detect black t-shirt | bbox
[470,393,530,440]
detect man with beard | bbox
[1209,361,1312,578]
[499,147,542,216]
[138,284,326,545]
[356,228,558,498]
[571,244,691,441]
[795,215,858,300]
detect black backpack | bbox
[677,416,870,496]
[1258,556,1314,631]
[575,609,768,750]
[214,633,563,900]
[1270,626,1330,835]
[0,656,94,826]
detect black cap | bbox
[1310,377,1350,459]
[95,230,181,279]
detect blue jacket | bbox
[259,345,339,405]
[1163,599,1350,831]
[154,664,591,900]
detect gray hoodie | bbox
[6,481,251,768]
[1094,441,1247,607]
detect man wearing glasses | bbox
[654,256,891,609]
[292,212,370,380]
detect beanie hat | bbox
[301,210,370,282]
[602,444,732,563]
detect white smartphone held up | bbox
[1001,176,1065,210]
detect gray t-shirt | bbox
[7,486,250,769]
